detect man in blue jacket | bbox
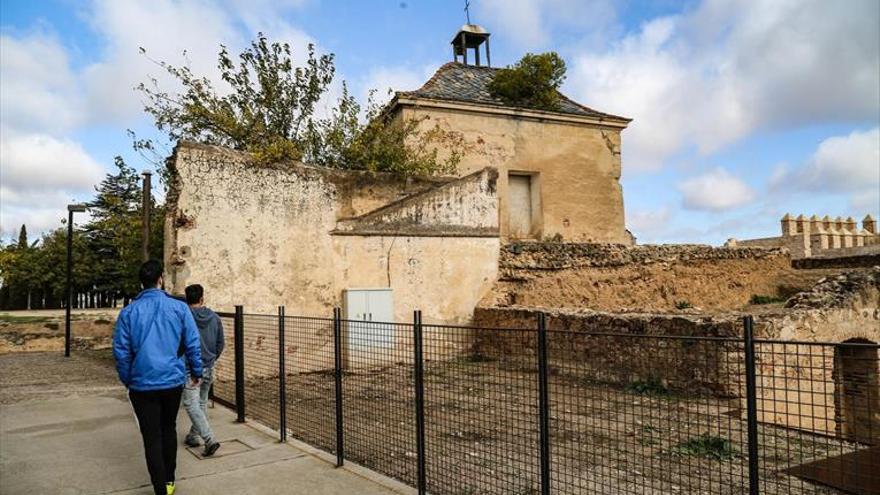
[114,260,202,495]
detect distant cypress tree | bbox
[17,224,27,249]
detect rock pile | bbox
[501,242,787,270]
[785,266,880,310]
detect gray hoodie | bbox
[190,307,224,369]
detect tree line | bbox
[0,158,163,310]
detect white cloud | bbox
[0,132,105,238]
[0,132,105,192]
[678,167,756,212]
[477,0,618,49]
[627,205,673,242]
[82,0,244,123]
[359,64,439,104]
[0,32,83,134]
[567,0,880,170]
[796,127,880,193]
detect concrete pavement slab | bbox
[1,392,400,495]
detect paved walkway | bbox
[0,353,404,495]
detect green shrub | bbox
[675,300,692,310]
[487,52,567,111]
[668,434,739,460]
[749,294,786,305]
[628,377,669,396]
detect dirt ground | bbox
[215,358,858,495]
[0,350,121,405]
[0,310,117,353]
[488,259,845,313]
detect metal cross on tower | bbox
[464,0,471,24]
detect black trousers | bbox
[129,386,183,495]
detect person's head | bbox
[185,284,204,307]
[139,259,163,289]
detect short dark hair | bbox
[185,284,204,305]
[139,259,163,288]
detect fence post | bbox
[413,310,427,495]
[278,306,287,442]
[333,307,345,467]
[234,305,246,423]
[537,312,551,495]
[743,315,760,495]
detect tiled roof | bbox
[396,62,629,121]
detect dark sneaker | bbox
[184,437,200,448]
[203,441,220,457]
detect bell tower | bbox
[451,24,491,66]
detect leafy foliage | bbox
[137,33,461,176]
[137,34,334,166]
[667,434,739,460]
[304,86,462,175]
[487,52,567,111]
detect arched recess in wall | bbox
[834,338,880,445]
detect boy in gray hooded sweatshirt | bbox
[183,284,224,456]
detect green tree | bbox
[137,33,334,166]
[85,157,157,298]
[17,224,27,249]
[487,52,567,111]
[137,33,462,176]
[304,86,462,175]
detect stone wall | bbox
[485,243,825,312]
[399,105,629,244]
[166,141,499,327]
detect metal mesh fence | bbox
[422,323,541,494]
[241,313,280,431]
[209,309,877,495]
[546,331,750,494]
[753,339,879,495]
[211,312,236,408]
[283,315,337,454]
[341,318,417,486]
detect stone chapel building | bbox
[165,25,632,323]
[389,25,632,243]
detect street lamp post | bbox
[142,171,152,262]
[65,204,87,358]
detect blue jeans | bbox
[183,366,214,444]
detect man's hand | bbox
[190,376,202,387]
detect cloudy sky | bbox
[1,0,878,244]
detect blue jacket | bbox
[113,288,203,391]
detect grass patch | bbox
[93,318,113,325]
[0,314,52,324]
[667,434,738,460]
[749,294,787,305]
[674,300,692,310]
[44,322,60,330]
[627,377,669,396]
[457,353,497,364]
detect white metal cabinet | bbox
[343,288,394,350]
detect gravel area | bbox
[214,358,857,495]
[0,350,122,405]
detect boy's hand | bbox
[190,376,201,387]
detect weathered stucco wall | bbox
[399,105,628,244]
[166,142,499,326]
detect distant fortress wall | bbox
[726,214,879,260]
